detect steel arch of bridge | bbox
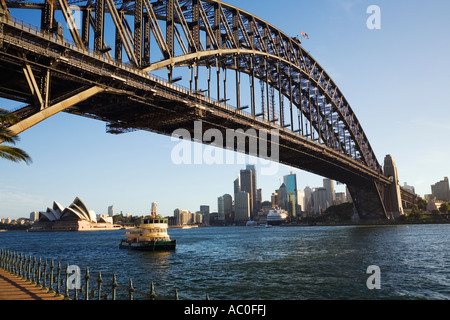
[0,0,401,219]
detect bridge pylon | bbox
[383,155,404,220]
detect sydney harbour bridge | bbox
[0,0,417,220]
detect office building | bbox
[200,205,210,225]
[431,177,450,202]
[284,172,298,217]
[304,186,313,213]
[218,194,232,222]
[240,169,255,216]
[235,191,251,223]
[276,183,287,209]
[297,190,305,213]
[29,211,39,222]
[323,179,335,207]
[246,165,257,215]
[313,187,328,215]
[151,202,157,215]
[108,205,114,217]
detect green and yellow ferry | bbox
[119,215,176,251]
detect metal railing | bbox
[0,249,209,300]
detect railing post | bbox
[84,267,90,300]
[36,257,42,287]
[97,271,102,300]
[26,255,31,282]
[64,263,69,299]
[149,281,156,300]
[111,273,117,300]
[128,278,134,300]
[31,256,36,285]
[55,261,61,297]
[42,258,48,289]
[48,260,55,294]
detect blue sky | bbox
[1,0,449,219]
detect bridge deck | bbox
[0,268,65,300]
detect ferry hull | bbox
[119,239,176,251]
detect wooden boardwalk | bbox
[0,269,65,300]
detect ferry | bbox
[119,215,176,251]
[266,209,288,226]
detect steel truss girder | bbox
[1,0,395,219]
[0,9,396,219]
[4,0,379,172]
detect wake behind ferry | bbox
[119,214,176,251]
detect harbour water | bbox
[0,224,449,300]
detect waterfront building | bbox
[200,205,210,225]
[312,187,328,215]
[284,172,298,217]
[30,198,121,232]
[108,205,114,217]
[234,178,240,200]
[151,202,158,215]
[271,192,278,208]
[174,208,191,226]
[277,183,287,209]
[246,164,258,216]
[286,192,296,217]
[29,211,39,222]
[323,179,335,208]
[235,191,251,223]
[240,169,255,217]
[403,183,415,194]
[304,186,313,213]
[256,188,262,211]
[218,194,232,223]
[297,190,305,213]
[431,177,450,202]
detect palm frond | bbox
[0,145,32,165]
[0,126,19,144]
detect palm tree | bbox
[0,108,32,165]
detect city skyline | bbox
[1,0,449,219]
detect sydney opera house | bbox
[29,197,122,232]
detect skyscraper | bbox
[200,205,210,225]
[304,186,313,213]
[246,164,257,215]
[218,194,232,223]
[313,187,328,215]
[240,169,254,217]
[108,205,114,217]
[151,202,157,215]
[277,183,287,209]
[323,179,335,207]
[235,191,251,223]
[234,178,240,200]
[284,172,297,217]
[431,177,450,202]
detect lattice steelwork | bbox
[0,0,404,219]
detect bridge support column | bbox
[347,181,388,221]
[383,155,404,220]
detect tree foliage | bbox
[0,108,32,165]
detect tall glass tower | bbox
[284,172,297,217]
